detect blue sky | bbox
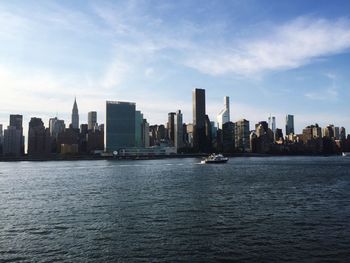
[1,0,350,135]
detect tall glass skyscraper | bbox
[105,101,136,152]
[285,114,294,135]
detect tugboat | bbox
[201,153,229,164]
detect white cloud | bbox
[185,17,350,76]
[304,87,339,101]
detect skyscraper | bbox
[285,114,294,135]
[235,119,250,152]
[3,126,22,156]
[217,96,230,129]
[167,112,176,145]
[88,111,97,131]
[71,98,79,129]
[268,115,276,133]
[193,88,207,152]
[28,117,50,156]
[174,110,183,150]
[8,114,24,155]
[135,111,143,147]
[49,117,66,138]
[105,101,136,152]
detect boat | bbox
[201,154,229,164]
[342,152,350,157]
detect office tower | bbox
[142,119,150,147]
[0,124,3,155]
[174,110,183,150]
[49,117,66,138]
[268,116,276,133]
[340,127,346,141]
[88,111,97,131]
[312,125,322,139]
[333,126,340,140]
[235,119,250,151]
[135,111,143,147]
[105,101,136,152]
[285,114,294,135]
[3,126,22,156]
[217,96,230,130]
[167,112,176,145]
[28,117,49,156]
[193,88,207,152]
[71,98,79,129]
[222,121,235,152]
[205,115,212,151]
[8,114,24,155]
[323,125,334,138]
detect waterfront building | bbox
[333,126,340,140]
[235,119,250,152]
[174,110,183,150]
[323,125,335,138]
[0,124,3,155]
[3,126,22,156]
[28,117,51,156]
[142,119,150,147]
[135,111,143,147]
[49,117,66,138]
[88,111,97,131]
[9,114,24,155]
[285,114,294,135]
[340,127,346,141]
[57,128,79,154]
[186,124,194,147]
[222,121,235,152]
[167,112,176,145]
[71,98,79,129]
[268,116,276,133]
[275,128,284,144]
[217,96,230,130]
[192,88,207,152]
[86,127,104,154]
[105,101,136,152]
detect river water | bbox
[0,156,349,262]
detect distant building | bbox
[9,114,24,155]
[0,124,3,154]
[333,126,340,140]
[28,118,52,156]
[235,119,250,152]
[222,121,235,152]
[167,112,176,145]
[88,111,97,131]
[49,117,65,138]
[87,125,104,153]
[71,98,79,129]
[3,126,22,156]
[340,127,346,141]
[135,111,143,147]
[193,88,208,152]
[268,116,276,133]
[174,110,183,150]
[323,125,335,138]
[142,119,150,148]
[217,96,230,129]
[105,101,136,152]
[285,114,294,135]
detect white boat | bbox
[342,152,350,157]
[201,154,229,164]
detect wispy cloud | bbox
[185,17,350,76]
[304,87,339,101]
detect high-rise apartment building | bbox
[105,101,136,152]
[88,111,97,131]
[235,119,250,152]
[167,112,176,145]
[285,114,294,135]
[193,88,207,152]
[71,98,79,129]
[174,110,183,150]
[217,96,230,130]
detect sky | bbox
[1,0,350,136]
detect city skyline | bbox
[1,0,350,134]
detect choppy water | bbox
[0,156,350,262]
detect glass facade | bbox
[105,101,136,152]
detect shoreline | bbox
[0,153,340,162]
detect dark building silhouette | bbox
[88,111,97,131]
[9,114,24,155]
[167,112,176,145]
[222,121,235,153]
[193,88,207,152]
[285,114,294,135]
[28,118,48,156]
